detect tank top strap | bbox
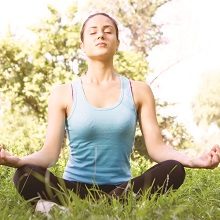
[72,77,86,98]
[120,76,136,112]
[121,76,131,97]
[67,78,82,120]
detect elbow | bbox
[147,144,166,163]
[39,148,60,168]
[47,158,58,168]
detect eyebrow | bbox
[89,25,114,29]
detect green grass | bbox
[1,164,220,220]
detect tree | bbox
[79,0,170,55]
[0,3,149,119]
[0,37,34,114]
[114,51,147,81]
[0,1,193,154]
[192,71,220,127]
[0,5,81,120]
[135,100,193,159]
[117,0,170,55]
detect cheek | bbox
[82,39,93,51]
[83,33,94,42]
[112,41,119,51]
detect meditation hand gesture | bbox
[0,147,20,168]
[191,145,220,169]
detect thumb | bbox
[0,148,6,158]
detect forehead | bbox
[85,15,115,29]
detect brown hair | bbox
[80,12,119,42]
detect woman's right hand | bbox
[0,147,21,168]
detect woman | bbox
[0,13,220,207]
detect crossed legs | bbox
[13,160,185,204]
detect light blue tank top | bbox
[63,75,137,185]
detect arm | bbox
[132,81,220,169]
[0,84,70,168]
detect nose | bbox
[97,31,104,40]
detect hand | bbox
[0,147,21,168]
[191,144,220,169]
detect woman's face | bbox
[81,15,119,61]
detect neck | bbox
[85,59,116,83]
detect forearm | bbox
[149,144,194,168]
[18,149,58,168]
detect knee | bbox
[13,164,45,186]
[165,160,186,185]
[13,165,30,183]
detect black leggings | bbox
[13,160,185,205]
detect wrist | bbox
[16,158,25,168]
[182,157,195,168]
[187,157,202,169]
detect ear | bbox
[116,40,120,51]
[80,41,84,50]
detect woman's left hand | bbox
[191,144,220,169]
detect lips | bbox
[96,42,107,47]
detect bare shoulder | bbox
[130,80,155,105]
[49,83,73,110]
[50,83,71,95]
[130,80,152,92]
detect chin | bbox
[88,52,114,60]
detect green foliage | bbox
[0,2,151,121]
[114,51,147,81]
[0,0,192,165]
[156,100,193,149]
[0,37,35,114]
[0,110,46,154]
[134,100,193,160]
[0,5,82,120]
[192,71,220,127]
[0,2,213,218]
[131,150,155,176]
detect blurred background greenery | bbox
[0,0,219,164]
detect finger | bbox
[210,148,220,160]
[215,151,220,160]
[210,154,220,168]
[208,151,213,157]
[1,148,11,158]
[0,148,5,158]
[0,149,5,163]
[211,144,220,152]
[0,149,2,161]
[210,150,219,158]
[209,147,219,155]
[203,151,218,169]
[203,153,212,165]
[215,146,220,157]
[0,143,6,151]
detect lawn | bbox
[1,160,220,220]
